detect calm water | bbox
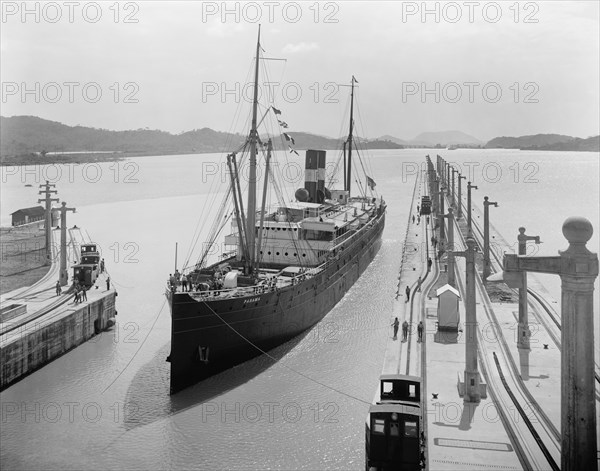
[0,149,598,470]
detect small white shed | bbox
[436,284,460,331]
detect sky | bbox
[1,1,599,142]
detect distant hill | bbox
[273,132,342,151]
[0,116,367,163]
[0,115,410,165]
[5,116,594,165]
[485,134,574,149]
[410,130,482,146]
[529,135,599,151]
[485,133,599,152]
[0,116,245,158]
[376,131,481,147]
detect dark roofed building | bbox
[11,206,45,226]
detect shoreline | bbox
[2,146,599,167]
[0,150,183,166]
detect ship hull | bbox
[168,210,385,394]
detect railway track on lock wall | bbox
[403,171,433,378]
[462,196,600,394]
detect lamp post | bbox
[446,162,451,196]
[515,227,540,350]
[442,158,446,185]
[457,174,466,219]
[483,196,499,279]
[437,187,445,242]
[454,236,483,402]
[467,181,478,236]
[443,207,456,287]
[500,217,597,470]
[451,168,457,209]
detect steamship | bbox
[166,29,386,394]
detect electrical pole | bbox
[38,181,58,265]
[467,181,478,236]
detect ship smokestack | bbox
[305,149,326,203]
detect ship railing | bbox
[329,211,380,254]
[171,267,324,299]
[332,230,355,247]
[170,213,383,298]
[169,216,381,297]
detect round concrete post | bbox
[559,217,598,471]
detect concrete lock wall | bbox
[0,292,116,389]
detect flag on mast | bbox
[366,176,376,190]
[283,133,295,145]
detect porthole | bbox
[302,254,306,257]
[285,252,288,256]
[276,252,280,255]
[293,253,297,256]
[268,251,271,255]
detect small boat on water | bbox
[166,28,386,394]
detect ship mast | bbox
[346,76,356,195]
[246,25,261,274]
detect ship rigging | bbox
[166,27,386,394]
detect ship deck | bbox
[167,196,385,301]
